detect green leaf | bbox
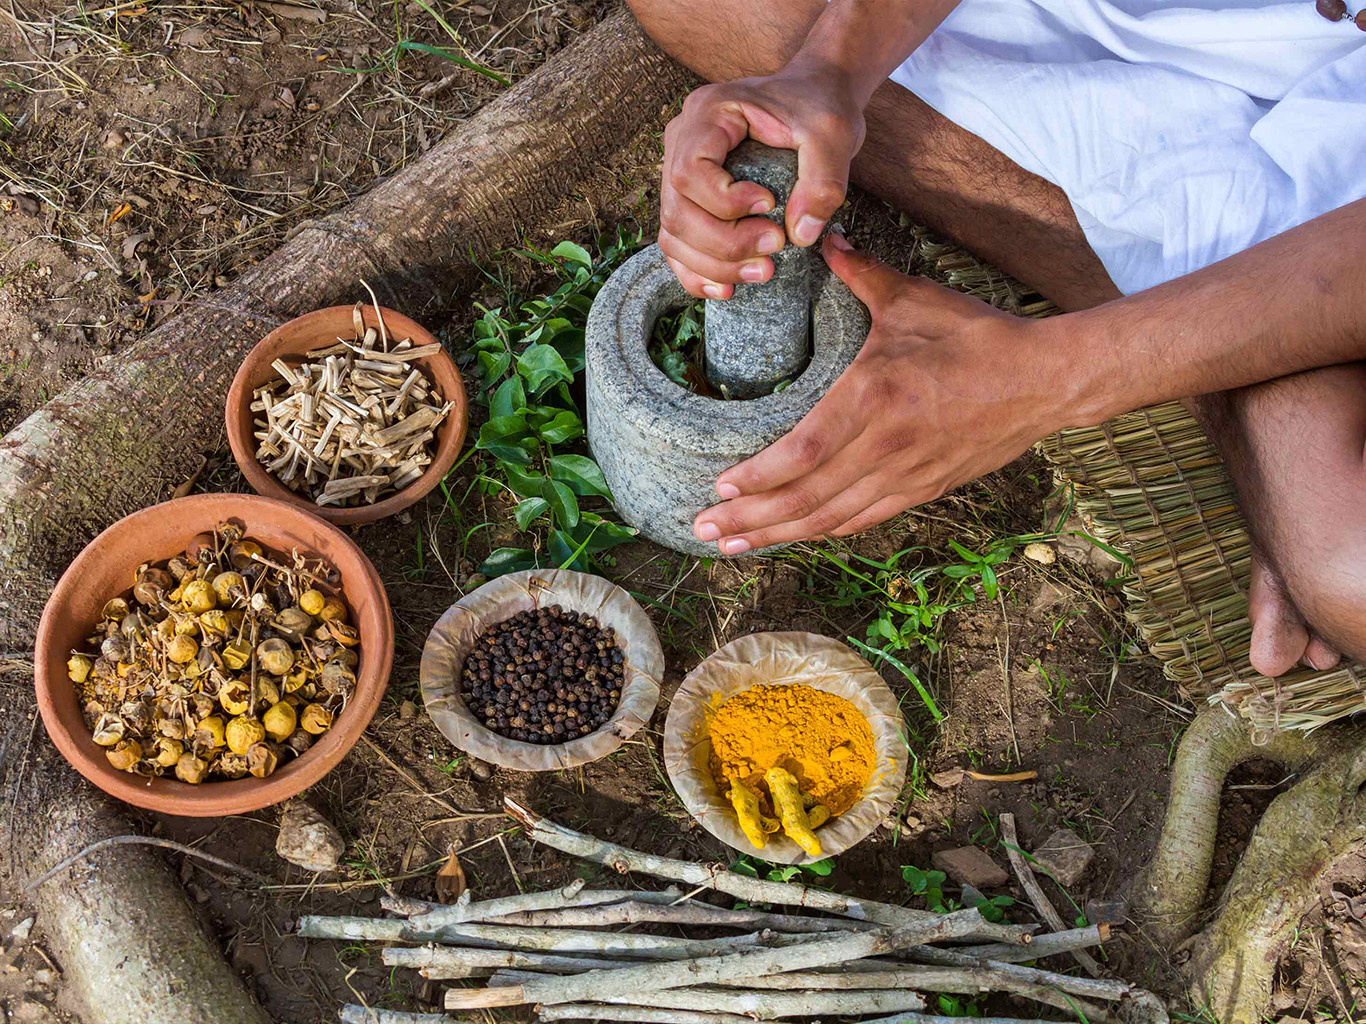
[478,547,541,577]
[941,565,973,579]
[502,465,549,499]
[548,529,589,572]
[901,865,928,894]
[803,858,834,877]
[569,514,637,553]
[550,240,593,269]
[475,415,532,465]
[948,540,982,563]
[477,349,511,386]
[393,39,510,85]
[513,497,549,531]
[517,343,573,395]
[548,454,612,498]
[490,376,526,419]
[538,410,584,445]
[981,563,999,600]
[545,479,580,530]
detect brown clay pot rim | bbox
[34,493,395,817]
[226,305,469,526]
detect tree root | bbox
[1186,731,1366,1023]
[1138,708,1366,1023]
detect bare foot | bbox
[1247,553,1341,676]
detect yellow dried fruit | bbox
[275,606,312,637]
[222,641,252,671]
[102,597,130,621]
[154,737,184,767]
[133,567,175,606]
[300,703,333,735]
[283,667,310,693]
[229,539,263,570]
[299,589,326,616]
[199,609,230,635]
[166,634,199,664]
[262,701,297,742]
[211,571,246,604]
[318,595,347,622]
[217,752,250,779]
[106,738,142,771]
[175,753,209,784]
[257,678,281,707]
[219,679,251,716]
[327,621,360,646]
[226,715,266,755]
[247,742,279,778]
[194,715,226,750]
[181,579,217,614]
[257,637,294,676]
[92,713,125,747]
[320,660,357,697]
[174,615,199,636]
[67,653,93,684]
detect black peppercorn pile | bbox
[461,606,625,744]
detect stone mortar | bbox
[703,142,811,398]
[586,245,869,556]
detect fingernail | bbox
[828,232,853,251]
[695,522,720,542]
[756,231,784,255]
[739,262,766,283]
[720,537,751,555]
[793,215,823,246]
[703,283,725,299]
[750,199,773,215]
[716,481,740,499]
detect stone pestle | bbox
[703,141,812,399]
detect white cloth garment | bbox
[889,1,1366,294]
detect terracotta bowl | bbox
[226,305,469,526]
[34,493,395,817]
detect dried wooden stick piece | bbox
[956,923,1111,963]
[408,879,590,928]
[999,813,1103,978]
[538,1005,757,1024]
[488,900,874,933]
[506,799,1017,940]
[860,1012,1087,1024]
[383,946,640,974]
[727,966,1129,1002]
[592,988,930,1019]
[444,908,988,1009]
[337,1007,469,1024]
[380,887,684,919]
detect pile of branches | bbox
[303,800,1166,1024]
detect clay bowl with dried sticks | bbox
[34,493,394,816]
[227,303,468,526]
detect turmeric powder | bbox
[708,683,876,827]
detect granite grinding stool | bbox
[586,142,870,556]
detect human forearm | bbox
[1047,199,1366,428]
[787,0,961,106]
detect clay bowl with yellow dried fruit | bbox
[34,493,394,816]
[226,303,468,526]
[663,632,908,865]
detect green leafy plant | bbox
[733,854,835,883]
[900,864,950,912]
[462,232,642,576]
[648,300,704,387]
[961,887,1015,924]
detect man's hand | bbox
[659,64,864,299]
[693,235,1068,553]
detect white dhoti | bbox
[890,1,1366,293]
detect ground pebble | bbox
[461,605,625,745]
[932,846,1010,888]
[1031,826,1095,886]
[276,799,345,872]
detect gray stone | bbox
[1085,897,1129,926]
[275,799,345,872]
[585,242,868,556]
[931,846,1010,888]
[703,142,812,398]
[1031,826,1094,886]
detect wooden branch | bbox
[338,1007,468,1024]
[444,908,988,1009]
[591,989,929,1019]
[999,813,1103,978]
[380,888,683,920]
[383,946,639,974]
[538,1005,757,1024]
[957,923,1111,963]
[730,967,1128,1002]
[407,879,589,928]
[506,799,1017,941]
[488,900,874,933]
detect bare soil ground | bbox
[1,5,1363,1023]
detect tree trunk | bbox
[0,10,693,1023]
[0,6,693,644]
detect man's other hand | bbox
[659,66,864,299]
[693,235,1070,553]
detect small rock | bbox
[102,129,126,149]
[1023,542,1056,565]
[1031,827,1094,886]
[276,799,345,872]
[13,194,40,217]
[11,996,47,1024]
[32,969,57,987]
[9,916,34,943]
[931,846,1009,888]
[1085,897,1128,926]
[929,767,965,790]
[903,814,922,829]
[399,700,417,720]
[466,757,494,781]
